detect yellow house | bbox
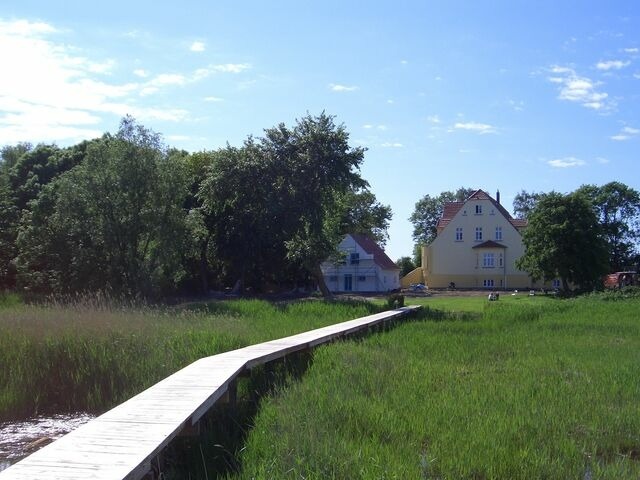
[420,189,556,289]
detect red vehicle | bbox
[603,271,638,289]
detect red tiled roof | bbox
[439,189,528,231]
[349,233,400,270]
[472,240,507,249]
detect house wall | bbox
[423,198,531,289]
[321,235,400,292]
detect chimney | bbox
[496,190,501,204]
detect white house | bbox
[321,234,400,293]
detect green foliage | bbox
[15,117,190,296]
[395,256,416,277]
[234,296,640,479]
[576,182,640,270]
[386,293,404,308]
[512,189,543,220]
[410,187,474,245]
[516,191,609,291]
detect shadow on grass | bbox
[160,349,314,479]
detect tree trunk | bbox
[314,264,332,298]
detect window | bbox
[475,204,482,215]
[495,226,502,241]
[475,227,483,241]
[552,279,561,288]
[463,210,467,216]
[455,227,463,241]
[349,252,359,265]
[483,253,495,268]
[499,254,503,267]
[490,209,495,215]
[358,275,366,282]
[483,279,494,287]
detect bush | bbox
[387,293,404,309]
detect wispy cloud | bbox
[624,47,639,54]
[595,59,630,70]
[363,124,387,130]
[329,83,358,92]
[610,126,640,141]
[380,142,403,148]
[427,115,441,124]
[190,41,205,52]
[0,18,199,144]
[547,157,586,168]
[204,96,224,102]
[453,122,496,134]
[596,157,610,164]
[547,65,611,111]
[133,69,149,78]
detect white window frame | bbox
[495,226,502,241]
[483,279,494,287]
[475,204,482,215]
[455,227,463,241]
[475,227,483,241]
[483,253,495,268]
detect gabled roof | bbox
[472,240,507,249]
[349,233,400,270]
[437,189,527,231]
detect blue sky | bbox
[1,1,639,261]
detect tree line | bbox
[407,184,640,291]
[0,114,392,298]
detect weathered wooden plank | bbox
[0,305,420,480]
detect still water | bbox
[0,413,94,471]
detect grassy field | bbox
[0,293,381,421]
[232,293,640,479]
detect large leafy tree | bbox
[512,190,543,220]
[16,117,190,296]
[516,192,608,291]
[575,182,640,271]
[410,187,474,245]
[337,188,392,247]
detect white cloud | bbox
[547,157,586,168]
[204,96,224,102]
[387,99,394,104]
[635,73,640,79]
[596,59,630,70]
[133,69,149,78]
[0,18,197,144]
[596,157,610,164]
[611,126,640,141]
[400,60,408,65]
[453,122,496,134]
[624,47,639,53]
[508,99,524,111]
[380,142,403,148]
[211,63,250,73]
[190,41,205,52]
[427,115,441,124]
[547,65,611,111]
[611,134,629,141]
[329,83,358,92]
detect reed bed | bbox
[0,294,380,421]
[233,294,640,479]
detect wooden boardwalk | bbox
[0,305,421,480]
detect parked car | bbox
[409,283,428,292]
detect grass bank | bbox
[0,294,381,421]
[233,294,640,479]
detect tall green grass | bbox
[0,297,381,421]
[232,296,640,479]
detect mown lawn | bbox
[0,295,381,421]
[232,294,640,479]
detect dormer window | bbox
[475,204,482,215]
[350,252,360,265]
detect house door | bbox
[344,274,353,291]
